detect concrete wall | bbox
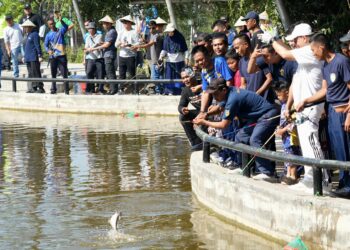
[0,92,181,116]
[190,151,350,250]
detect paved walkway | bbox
[0,62,86,92]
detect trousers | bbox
[50,55,69,93]
[26,61,43,89]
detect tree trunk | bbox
[165,0,177,28]
[72,0,85,37]
[275,0,291,31]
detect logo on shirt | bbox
[280,68,285,77]
[330,73,336,83]
[225,110,230,117]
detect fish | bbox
[109,211,122,231]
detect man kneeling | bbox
[194,78,280,180]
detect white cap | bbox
[119,15,135,25]
[164,23,176,33]
[151,17,167,25]
[234,16,246,27]
[259,11,269,21]
[99,15,114,24]
[21,19,36,27]
[285,23,313,41]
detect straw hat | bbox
[119,15,135,25]
[164,23,176,33]
[151,17,167,25]
[234,16,246,27]
[99,15,114,24]
[21,19,36,27]
[259,11,269,21]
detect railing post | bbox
[12,79,17,92]
[242,152,250,177]
[313,167,323,196]
[203,141,210,163]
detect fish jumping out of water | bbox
[109,211,122,231]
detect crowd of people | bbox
[177,12,350,199]
[0,5,350,198]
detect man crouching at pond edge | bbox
[193,78,280,181]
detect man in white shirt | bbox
[260,23,329,194]
[4,15,24,78]
[116,15,139,94]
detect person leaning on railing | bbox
[193,78,280,181]
[178,66,202,151]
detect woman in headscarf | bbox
[159,23,188,95]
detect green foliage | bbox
[66,46,84,63]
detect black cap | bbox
[241,11,259,22]
[24,3,32,9]
[207,78,226,94]
[5,15,13,20]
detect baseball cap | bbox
[340,31,350,43]
[207,78,226,94]
[285,23,313,41]
[24,3,31,9]
[5,15,13,20]
[164,23,176,33]
[241,11,259,22]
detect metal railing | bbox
[195,127,350,196]
[0,76,182,93]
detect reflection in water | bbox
[0,111,282,249]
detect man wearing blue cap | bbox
[241,11,263,49]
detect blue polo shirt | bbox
[222,87,275,121]
[24,31,42,62]
[239,56,274,102]
[257,58,297,85]
[201,56,232,91]
[322,53,350,105]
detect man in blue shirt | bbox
[191,45,232,119]
[194,78,280,179]
[44,15,69,94]
[233,34,274,103]
[296,33,350,198]
[22,20,44,93]
[247,44,297,86]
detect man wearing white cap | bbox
[92,15,118,94]
[115,15,139,94]
[134,17,166,93]
[22,20,45,93]
[260,23,328,194]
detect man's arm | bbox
[194,118,231,129]
[240,77,247,89]
[256,72,273,96]
[33,33,43,60]
[272,40,295,61]
[4,31,11,56]
[295,79,327,111]
[247,45,262,74]
[44,34,50,52]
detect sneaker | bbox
[281,176,298,185]
[210,152,224,165]
[36,88,45,93]
[252,173,274,181]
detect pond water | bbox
[0,111,282,249]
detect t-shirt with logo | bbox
[257,58,297,85]
[222,87,275,121]
[322,53,350,106]
[291,45,324,121]
[116,29,139,58]
[201,56,232,91]
[239,56,274,102]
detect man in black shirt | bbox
[178,67,202,151]
[241,11,263,49]
[19,4,43,33]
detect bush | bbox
[66,46,85,63]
